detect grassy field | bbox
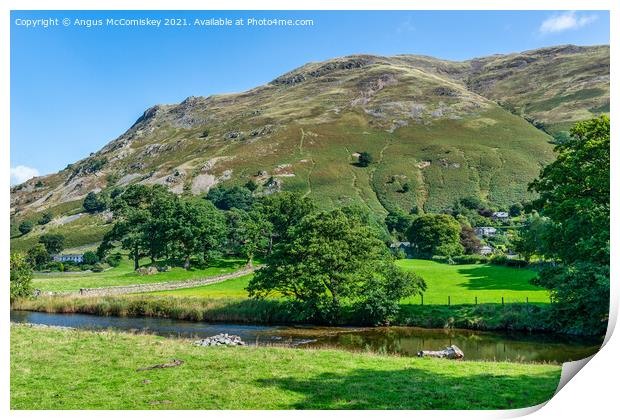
[148,274,253,298]
[32,258,246,293]
[397,259,550,305]
[10,324,561,409]
[147,259,549,305]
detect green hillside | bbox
[10,45,608,250]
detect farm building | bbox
[52,254,84,263]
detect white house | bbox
[492,211,509,221]
[52,254,84,263]
[475,227,497,237]
[479,245,493,256]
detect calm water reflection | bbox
[11,310,601,363]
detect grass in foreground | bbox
[397,259,550,305]
[10,324,561,409]
[32,258,246,293]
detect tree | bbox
[509,203,524,217]
[248,208,425,323]
[385,210,414,240]
[357,152,373,167]
[528,115,609,335]
[244,180,257,192]
[171,198,226,269]
[26,244,50,269]
[98,184,169,270]
[82,251,99,265]
[10,253,33,300]
[257,192,315,252]
[206,185,254,211]
[83,191,108,213]
[18,220,33,235]
[228,207,272,266]
[38,212,53,225]
[39,233,65,255]
[460,196,484,210]
[459,224,481,255]
[512,212,550,262]
[406,214,463,257]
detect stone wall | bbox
[76,267,256,297]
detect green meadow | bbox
[10,324,561,410]
[32,258,246,293]
[397,259,550,305]
[148,259,549,305]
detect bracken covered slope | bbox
[10,44,609,248]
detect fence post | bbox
[475,296,478,305]
[501,296,504,306]
[421,294,424,306]
[448,296,451,306]
[526,296,529,313]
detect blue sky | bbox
[10,10,610,183]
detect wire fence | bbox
[416,295,553,306]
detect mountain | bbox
[10,44,609,250]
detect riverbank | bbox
[12,294,560,333]
[10,324,561,409]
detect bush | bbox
[489,255,529,268]
[452,255,489,264]
[82,251,99,265]
[106,253,123,267]
[38,212,53,225]
[357,152,373,167]
[91,263,105,272]
[18,220,33,235]
[10,254,33,300]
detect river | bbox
[10,310,601,363]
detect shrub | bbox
[91,263,105,272]
[357,151,373,167]
[38,212,53,225]
[10,253,33,300]
[82,251,99,265]
[18,220,33,235]
[452,255,489,264]
[106,253,122,267]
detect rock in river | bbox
[417,345,464,360]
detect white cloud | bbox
[10,165,39,186]
[540,11,598,34]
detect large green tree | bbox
[39,233,65,255]
[99,184,173,270]
[206,185,254,211]
[248,208,425,323]
[26,244,50,269]
[171,198,226,269]
[528,115,609,335]
[257,192,315,252]
[406,214,463,257]
[228,207,272,266]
